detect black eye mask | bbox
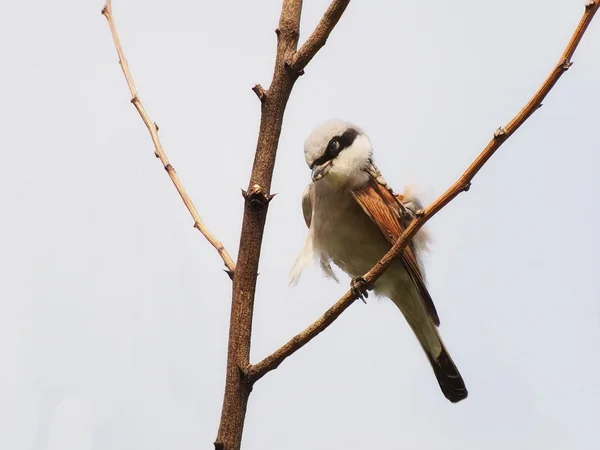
[310,128,359,169]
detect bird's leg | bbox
[351,276,371,304]
[402,200,421,221]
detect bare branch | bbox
[215,0,352,448]
[247,0,600,383]
[290,0,351,73]
[101,1,236,275]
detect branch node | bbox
[130,95,139,104]
[493,127,506,138]
[164,163,175,173]
[275,27,281,36]
[238,364,254,391]
[285,59,305,77]
[243,184,271,209]
[463,182,472,192]
[415,209,425,218]
[586,1,596,10]
[561,59,574,70]
[154,122,159,131]
[101,5,108,16]
[214,441,224,450]
[252,84,267,103]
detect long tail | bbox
[391,294,468,403]
[423,337,468,403]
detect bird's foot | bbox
[351,276,370,304]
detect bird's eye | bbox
[327,138,340,155]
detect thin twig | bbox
[289,0,351,73]
[101,1,236,276]
[247,0,600,383]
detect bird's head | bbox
[304,119,373,186]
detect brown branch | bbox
[290,0,351,73]
[247,0,600,384]
[101,1,236,276]
[252,84,267,103]
[215,0,352,449]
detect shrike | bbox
[290,119,468,403]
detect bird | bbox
[290,118,468,403]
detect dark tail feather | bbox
[426,346,468,403]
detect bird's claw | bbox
[351,276,370,304]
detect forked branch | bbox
[247,0,600,384]
[290,0,351,73]
[101,0,236,276]
[216,1,353,449]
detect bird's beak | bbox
[311,161,333,182]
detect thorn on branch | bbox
[275,28,281,36]
[242,184,272,209]
[493,127,506,138]
[223,269,234,280]
[252,84,267,103]
[561,59,574,70]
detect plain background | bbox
[1,1,599,449]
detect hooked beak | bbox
[311,161,333,182]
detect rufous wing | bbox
[351,175,440,326]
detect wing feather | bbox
[301,184,314,228]
[351,170,440,326]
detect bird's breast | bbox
[311,185,391,278]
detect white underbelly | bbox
[311,188,409,291]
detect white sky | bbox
[1,1,600,449]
